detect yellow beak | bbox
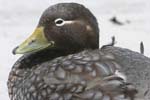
[13,27,54,54]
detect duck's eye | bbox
[55,18,65,26]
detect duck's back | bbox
[102,46,150,100]
[8,48,138,100]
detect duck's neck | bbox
[14,48,82,69]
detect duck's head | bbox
[13,3,99,54]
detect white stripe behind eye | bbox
[64,20,75,24]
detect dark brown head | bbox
[13,3,99,54]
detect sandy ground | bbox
[0,0,150,99]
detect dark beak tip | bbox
[12,46,19,55]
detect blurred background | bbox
[0,0,150,99]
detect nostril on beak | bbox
[12,46,19,55]
[28,39,36,45]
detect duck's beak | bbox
[13,27,54,54]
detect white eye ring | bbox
[55,18,65,26]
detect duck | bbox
[7,3,150,100]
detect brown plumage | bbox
[8,3,138,100]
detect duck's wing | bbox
[36,50,137,100]
[101,46,150,100]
